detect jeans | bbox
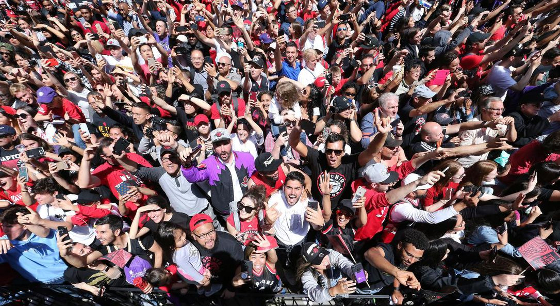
[467,226,521,257]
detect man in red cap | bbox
[189,213,244,298]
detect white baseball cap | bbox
[363,163,399,184]
[402,173,433,190]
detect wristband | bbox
[393,287,400,292]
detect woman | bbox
[230,117,264,159]
[62,71,94,123]
[129,196,190,239]
[423,160,465,211]
[460,160,499,196]
[0,106,20,133]
[18,133,62,181]
[227,185,267,245]
[296,242,356,303]
[299,84,321,123]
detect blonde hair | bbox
[303,49,316,63]
[9,83,28,96]
[276,82,300,109]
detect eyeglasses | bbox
[64,77,78,83]
[452,173,466,180]
[238,201,256,213]
[217,62,230,67]
[193,228,215,239]
[284,120,296,127]
[385,146,399,151]
[337,27,347,32]
[485,107,504,112]
[326,148,344,156]
[336,209,353,218]
[344,92,356,97]
[15,113,29,119]
[0,52,10,55]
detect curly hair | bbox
[276,82,300,109]
[32,177,62,195]
[397,228,429,250]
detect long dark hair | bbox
[418,239,449,269]
[154,221,186,261]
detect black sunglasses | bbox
[15,113,29,119]
[64,77,78,82]
[237,201,255,213]
[326,148,344,156]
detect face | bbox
[174,229,188,249]
[381,99,399,118]
[361,58,374,72]
[71,31,83,42]
[238,197,257,220]
[0,133,14,147]
[287,6,297,20]
[95,224,118,246]
[34,192,56,205]
[381,145,399,159]
[285,46,297,63]
[249,252,267,271]
[306,55,317,70]
[250,64,262,79]
[399,242,424,267]
[313,254,331,270]
[213,139,232,163]
[0,113,10,125]
[109,46,123,58]
[2,222,25,240]
[424,50,436,64]
[448,57,460,73]
[336,24,347,40]
[343,88,357,100]
[191,51,203,69]
[161,153,180,175]
[131,107,150,125]
[336,208,353,228]
[219,91,232,105]
[425,126,444,143]
[17,19,30,30]
[15,55,29,69]
[64,73,80,90]
[155,21,167,36]
[325,140,344,168]
[283,179,303,206]
[139,45,154,61]
[260,94,272,110]
[406,66,421,81]
[0,176,15,191]
[109,127,125,140]
[118,2,129,15]
[192,223,216,249]
[21,139,39,150]
[412,31,422,45]
[147,207,165,223]
[217,57,232,75]
[197,122,210,135]
[521,103,542,117]
[483,168,498,182]
[71,243,93,257]
[451,167,465,183]
[0,48,11,62]
[79,9,92,21]
[237,123,250,142]
[483,101,504,120]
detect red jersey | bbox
[250,165,287,197]
[91,153,152,198]
[39,98,86,123]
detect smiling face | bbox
[161,153,180,175]
[147,208,165,223]
[0,176,16,191]
[249,251,266,272]
[283,179,303,206]
[71,243,93,257]
[238,197,257,221]
[236,123,250,142]
[312,254,331,271]
[95,224,118,246]
[335,208,353,228]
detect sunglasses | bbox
[336,209,353,218]
[337,27,347,32]
[64,77,78,83]
[237,201,255,213]
[217,62,230,67]
[344,92,356,97]
[284,120,296,127]
[0,52,11,55]
[15,113,29,119]
[326,148,344,156]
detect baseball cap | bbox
[0,106,15,116]
[36,86,57,104]
[403,173,432,190]
[106,39,121,48]
[413,85,436,99]
[314,77,327,88]
[189,213,213,232]
[128,28,147,38]
[0,42,14,52]
[251,56,265,68]
[302,242,329,265]
[232,1,243,8]
[0,125,15,137]
[333,96,352,112]
[194,114,210,126]
[176,35,189,43]
[434,113,454,126]
[317,0,328,10]
[76,189,102,204]
[255,152,282,172]
[467,31,491,45]
[160,149,180,159]
[259,33,274,44]
[363,162,399,184]
[338,199,356,215]
[210,128,231,143]
[216,81,232,95]
[384,133,403,148]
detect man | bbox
[510,99,559,147]
[209,81,246,128]
[361,229,429,299]
[418,46,435,77]
[457,97,517,167]
[0,125,19,169]
[189,213,243,298]
[242,56,269,94]
[102,100,153,140]
[289,111,388,208]
[107,1,143,37]
[9,83,37,108]
[86,91,119,138]
[280,3,304,34]
[361,93,401,148]
[77,137,152,200]
[182,128,256,221]
[248,152,311,197]
[98,39,134,73]
[314,96,362,145]
[189,49,210,94]
[34,86,86,125]
[207,54,241,92]
[73,5,111,37]
[58,215,162,269]
[131,150,210,216]
[274,40,301,81]
[0,206,68,284]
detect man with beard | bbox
[248,152,311,197]
[189,213,243,298]
[182,128,255,222]
[0,125,20,169]
[129,150,211,217]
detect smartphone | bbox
[308,200,319,211]
[147,57,157,68]
[19,166,28,182]
[339,14,351,22]
[352,186,366,203]
[176,26,188,32]
[240,260,253,280]
[489,245,498,263]
[76,16,87,24]
[544,219,554,230]
[497,222,508,235]
[248,91,257,103]
[25,147,45,159]
[237,41,244,49]
[300,119,315,137]
[322,127,331,140]
[113,137,131,155]
[315,20,326,28]
[111,20,122,31]
[95,53,103,62]
[57,226,71,243]
[278,125,287,137]
[79,123,91,138]
[204,56,213,64]
[138,36,148,44]
[56,161,69,171]
[189,144,202,159]
[431,69,451,86]
[90,33,99,40]
[352,263,367,284]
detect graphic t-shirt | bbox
[92,153,152,198]
[0,147,19,170]
[305,146,360,209]
[193,231,243,288]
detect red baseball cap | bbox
[194,114,209,126]
[0,106,16,116]
[314,77,327,88]
[189,214,213,232]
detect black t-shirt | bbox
[363,243,398,290]
[399,100,427,149]
[305,145,360,209]
[144,212,190,233]
[193,231,244,289]
[321,220,356,254]
[89,114,119,138]
[95,233,155,263]
[175,107,199,142]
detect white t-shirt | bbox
[231,133,264,159]
[298,64,325,86]
[37,204,96,245]
[269,191,309,245]
[102,54,134,73]
[67,88,94,123]
[224,157,243,203]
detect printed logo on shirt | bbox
[317,172,346,198]
[202,256,223,275]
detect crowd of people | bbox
[0,0,559,305]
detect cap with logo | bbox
[384,133,403,148]
[332,96,352,112]
[402,173,432,190]
[106,39,121,48]
[194,114,210,126]
[251,56,265,68]
[302,242,329,265]
[363,162,399,184]
[189,213,213,232]
[259,33,274,44]
[317,0,328,10]
[434,113,454,126]
[210,128,231,143]
[413,85,436,99]
[255,152,282,172]
[0,125,16,137]
[216,81,232,95]
[36,86,58,104]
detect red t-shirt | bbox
[351,178,391,241]
[501,141,560,184]
[423,181,460,208]
[210,99,247,123]
[250,166,286,197]
[460,54,485,70]
[226,211,265,245]
[0,184,39,211]
[91,153,152,198]
[39,98,86,123]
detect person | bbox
[129,195,190,240]
[247,152,311,197]
[226,185,267,245]
[0,206,68,284]
[297,242,356,303]
[182,128,256,221]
